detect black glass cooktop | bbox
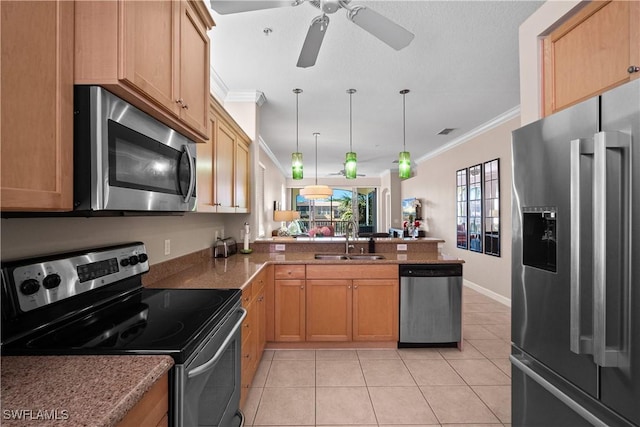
[3,288,240,364]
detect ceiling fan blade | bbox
[210,1,294,15]
[297,15,330,68]
[347,6,414,50]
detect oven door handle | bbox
[187,307,247,379]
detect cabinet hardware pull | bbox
[354,285,358,289]
[183,103,189,109]
[628,65,640,74]
[175,98,184,105]
[300,285,304,289]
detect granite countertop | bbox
[0,355,173,427]
[146,251,463,290]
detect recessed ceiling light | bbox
[263,27,273,36]
[437,128,456,135]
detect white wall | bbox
[401,116,520,302]
[0,214,225,264]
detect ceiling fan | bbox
[209,0,415,68]
[330,168,366,177]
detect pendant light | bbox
[291,88,304,180]
[399,89,411,179]
[344,89,357,179]
[300,133,333,199]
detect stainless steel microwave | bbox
[73,86,196,213]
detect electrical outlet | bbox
[397,243,407,251]
[164,239,171,255]
[275,244,286,251]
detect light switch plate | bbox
[397,244,407,251]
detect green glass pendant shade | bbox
[399,151,411,179]
[292,152,303,180]
[345,152,357,179]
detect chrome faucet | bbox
[345,220,358,254]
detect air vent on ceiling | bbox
[437,128,456,135]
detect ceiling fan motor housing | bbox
[320,0,341,14]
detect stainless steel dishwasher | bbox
[399,264,463,346]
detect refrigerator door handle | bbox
[593,131,631,368]
[569,138,594,356]
[510,354,607,426]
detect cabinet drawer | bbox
[306,264,397,279]
[274,265,305,279]
[241,282,253,306]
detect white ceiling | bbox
[207,1,543,179]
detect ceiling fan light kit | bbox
[301,132,333,200]
[399,89,411,179]
[292,88,304,180]
[210,0,415,68]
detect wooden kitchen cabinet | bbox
[0,0,74,211]
[240,268,267,406]
[543,0,640,115]
[352,279,399,341]
[117,373,168,427]
[306,279,353,341]
[197,96,251,213]
[75,0,214,143]
[306,264,399,342]
[274,265,306,342]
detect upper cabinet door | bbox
[74,0,213,143]
[543,0,640,115]
[121,0,181,117]
[234,140,250,212]
[215,121,236,212]
[1,0,74,211]
[179,0,210,136]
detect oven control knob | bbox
[42,274,61,290]
[20,279,40,296]
[129,255,139,266]
[138,253,148,263]
[120,258,130,267]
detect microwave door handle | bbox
[592,131,631,368]
[569,138,594,356]
[187,307,247,379]
[183,145,196,203]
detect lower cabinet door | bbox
[306,279,352,341]
[353,279,399,341]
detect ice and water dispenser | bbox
[522,207,557,273]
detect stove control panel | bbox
[3,242,149,313]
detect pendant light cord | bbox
[349,91,353,152]
[314,132,319,185]
[296,91,300,152]
[402,91,406,151]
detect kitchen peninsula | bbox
[143,238,463,406]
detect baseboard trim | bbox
[464,279,511,308]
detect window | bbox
[291,187,377,236]
[484,159,500,256]
[456,169,468,249]
[469,164,482,253]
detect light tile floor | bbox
[242,287,511,426]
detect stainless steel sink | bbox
[347,254,386,260]
[314,254,386,260]
[314,254,349,260]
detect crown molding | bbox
[209,66,229,102]
[259,135,288,177]
[415,106,520,164]
[225,91,267,106]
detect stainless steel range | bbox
[1,242,245,427]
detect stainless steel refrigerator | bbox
[511,79,639,426]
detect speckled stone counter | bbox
[0,355,173,427]
[144,250,463,290]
